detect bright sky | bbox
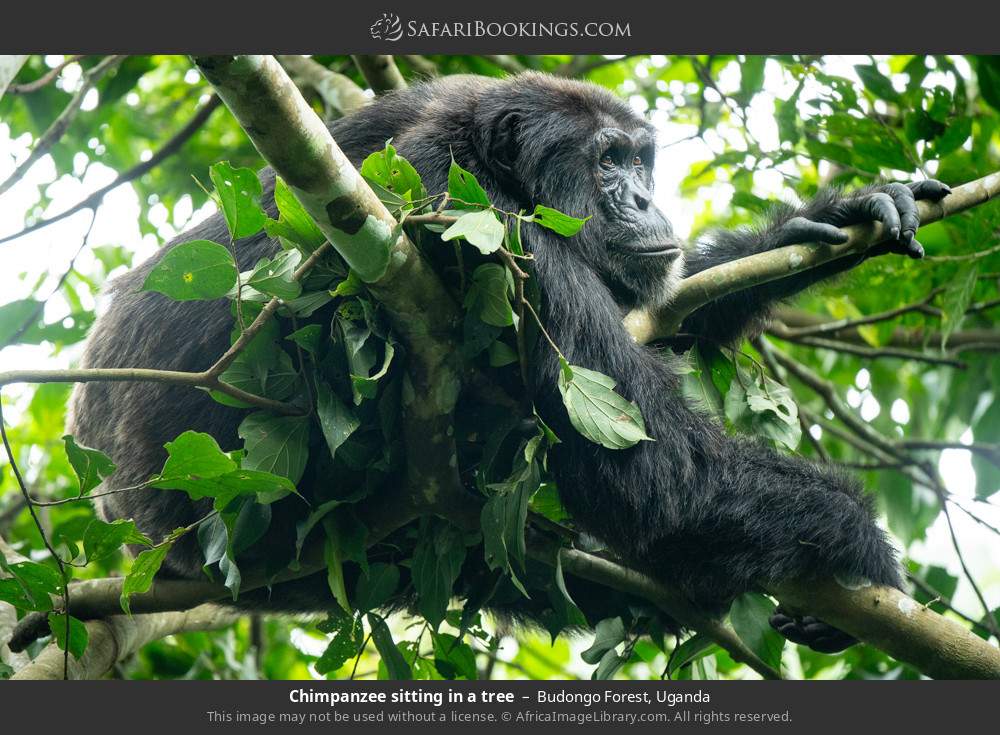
[0,55,996,642]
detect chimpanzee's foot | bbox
[769,607,858,654]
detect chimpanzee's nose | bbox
[634,191,650,211]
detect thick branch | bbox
[351,55,406,94]
[12,604,237,680]
[278,55,368,116]
[191,55,464,515]
[625,171,1000,343]
[772,580,1000,680]
[531,540,781,679]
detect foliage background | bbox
[0,54,998,680]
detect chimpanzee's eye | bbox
[633,155,643,167]
[599,153,615,169]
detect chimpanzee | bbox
[69,72,949,654]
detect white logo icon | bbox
[370,13,403,41]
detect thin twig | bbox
[771,332,967,368]
[907,573,995,638]
[205,242,332,379]
[0,56,123,197]
[6,55,86,94]
[1,210,97,351]
[0,394,71,678]
[0,368,302,416]
[0,95,222,246]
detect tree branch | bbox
[624,171,1000,343]
[351,55,406,94]
[11,603,238,680]
[277,55,368,116]
[0,367,301,416]
[0,56,123,197]
[0,55,30,98]
[191,55,465,517]
[771,579,1000,679]
[0,94,222,246]
[5,55,85,95]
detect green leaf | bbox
[238,413,311,484]
[361,141,425,202]
[285,324,323,354]
[736,56,766,105]
[351,341,395,403]
[447,158,491,210]
[367,612,412,680]
[295,499,343,559]
[323,516,350,612]
[82,519,151,563]
[506,214,525,256]
[47,613,88,660]
[593,648,627,680]
[209,161,267,239]
[480,461,538,598]
[315,382,360,460]
[940,264,979,349]
[212,347,299,407]
[581,616,626,665]
[120,544,170,614]
[354,562,400,613]
[912,565,959,607]
[464,263,514,327]
[315,611,365,675]
[152,469,296,508]
[141,240,237,301]
[432,632,477,680]
[330,270,363,298]
[976,56,1000,112]
[441,209,505,255]
[529,205,590,237]
[729,593,784,671]
[668,634,717,678]
[0,560,62,612]
[412,520,467,629]
[160,431,237,480]
[930,117,972,158]
[246,250,302,300]
[62,435,116,495]
[558,359,653,449]
[488,340,519,367]
[854,64,902,103]
[0,299,41,346]
[264,176,326,251]
[879,470,940,546]
[972,401,1000,499]
[197,513,242,598]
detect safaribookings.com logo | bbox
[369,14,631,41]
[370,13,404,41]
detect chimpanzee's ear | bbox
[486,110,522,185]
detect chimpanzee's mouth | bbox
[618,240,682,257]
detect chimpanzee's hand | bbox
[770,180,952,259]
[769,607,858,654]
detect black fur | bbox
[70,73,914,651]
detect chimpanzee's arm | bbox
[679,181,950,345]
